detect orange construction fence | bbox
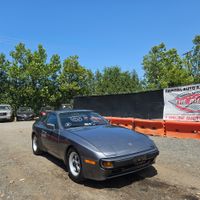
[165,120,200,139]
[134,118,165,137]
[105,116,200,140]
[107,117,134,130]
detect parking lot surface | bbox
[0,121,200,200]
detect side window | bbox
[46,113,58,128]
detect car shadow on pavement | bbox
[41,152,68,172]
[83,166,157,189]
[41,152,157,189]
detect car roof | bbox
[50,109,93,114]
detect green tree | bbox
[1,36,198,113]
[0,53,10,103]
[58,55,93,103]
[8,43,31,110]
[94,66,142,95]
[8,43,61,112]
[142,43,194,89]
[47,54,62,107]
[184,35,200,83]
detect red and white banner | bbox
[163,84,200,121]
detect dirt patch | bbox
[0,121,199,200]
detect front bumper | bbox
[17,115,34,121]
[82,149,159,181]
[0,114,12,121]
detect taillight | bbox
[41,112,46,116]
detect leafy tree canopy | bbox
[94,66,142,95]
[0,35,199,112]
[142,43,194,89]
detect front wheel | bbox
[9,115,15,122]
[32,134,42,155]
[67,148,84,183]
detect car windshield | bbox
[0,106,10,110]
[59,111,108,128]
[18,107,32,112]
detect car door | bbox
[41,113,60,157]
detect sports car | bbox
[32,110,159,182]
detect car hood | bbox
[68,125,156,157]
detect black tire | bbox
[9,115,15,122]
[32,134,42,155]
[66,148,85,183]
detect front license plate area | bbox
[134,155,147,165]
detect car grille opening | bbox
[105,151,158,178]
[109,159,153,177]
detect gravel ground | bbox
[151,136,200,189]
[0,121,200,200]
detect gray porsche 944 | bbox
[32,110,159,182]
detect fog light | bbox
[101,161,114,169]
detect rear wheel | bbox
[32,134,42,155]
[67,148,84,183]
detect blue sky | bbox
[0,0,200,78]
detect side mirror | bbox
[46,123,56,130]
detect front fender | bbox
[59,131,105,164]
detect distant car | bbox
[16,107,35,121]
[39,106,54,117]
[32,109,159,183]
[0,104,14,122]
